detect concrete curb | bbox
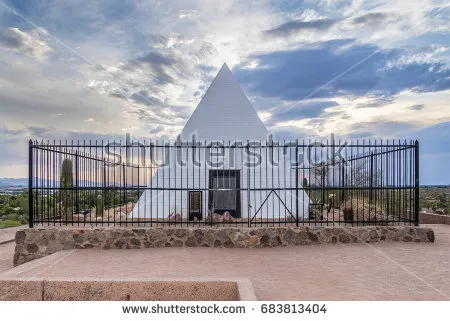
[236,278,258,301]
[0,276,257,301]
[0,239,14,245]
[1,250,72,277]
[0,225,27,246]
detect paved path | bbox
[2,224,449,300]
[0,242,15,274]
[0,226,26,244]
[0,226,25,274]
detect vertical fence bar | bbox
[414,140,420,226]
[247,142,251,227]
[122,162,125,225]
[295,139,299,227]
[75,151,79,215]
[28,140,33,228]
[137,163,140,225]
[370,152,374,205]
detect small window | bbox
[189,191,202,221]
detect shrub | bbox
[17,214,28,224]
[0,220,22,229]
[343,198,387,224]
[343,206,353,222]
[4,213,19,221]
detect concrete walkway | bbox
[1,224,449,300]
[0,242,15,274]
[0,225,26,244]
[0,226,24,274]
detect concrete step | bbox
[0,278,256,301]
[0,249,256,301]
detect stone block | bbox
[0,280,42,301]
[42,281,239,301]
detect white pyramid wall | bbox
[180,63,268,141]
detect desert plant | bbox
[168,207,182,221]
[309,206,323,220]
[343,206,354,223]
[326,193,335,214]
[307,159,328,208]
[343,198,387,224]
[96,194,104,217]
[60,158,73,221]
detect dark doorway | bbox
[188,191,203,221]
[208,170,241,218]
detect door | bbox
[208,170,241,218]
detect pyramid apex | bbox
[180,62,268,141]
[220,62,231,71]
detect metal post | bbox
[341,159,346,203]
[369,152,374,204]
[247,142,251,227]
[137,164,140,221]
[414,140,419,226]
[28,140,33,228]
[295,139,299,226]
[75,151,79,214]
[122,163,126,206]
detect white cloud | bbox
[0,27,52,62]
[282,89,450,138]
[382,45,450,70]
[178,9,200,19]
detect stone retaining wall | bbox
[14,226,435,266]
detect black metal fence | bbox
[28,139,419,227]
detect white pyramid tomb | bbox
[130,63,310,220]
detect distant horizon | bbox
[1,177,449,187]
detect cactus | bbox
[60,159,73,221]
[96,194,104,217]
[327,193,335,214]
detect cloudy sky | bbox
[0,0,449,184]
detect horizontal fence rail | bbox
[28,139,419,227]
